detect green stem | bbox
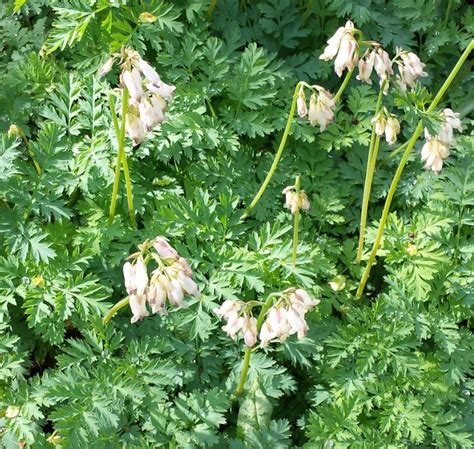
[382,141,409,163]
[235,293,277,396]
[356,39,473,298]
[103,297,129,325]
[108,94,122,226]
[356,86,385,263]
[333,68,355,103]
[444,0,453,25]
[241,82,302,219]
[108,88,137,228]
[235,347,252,396]
[18,128,41,175]
[292,176,301,266]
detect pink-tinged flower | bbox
[242,315,258,347]
[213,300,241,318]
[286,307,308,338]
[421,138,449,174]
[177,271,200,298]
[154,237,178,259]
[374,49,393,90]
[319,20,355,65]
[122,68,143,104]
[293,289,320,311]
[168,278,186,307]
[178,257,193,276]
[222,311,243,340]
[396,49,428,90]
[137,58,162,85]
[129,293,149,323]
[99,57,114,77]
[147,281,167,315]
[267,307,290,342]
[147,82,176,101]
[385,116,400,145]
[297,86,307,118]
[308,89,336,131]
[356,50,375,84]
[334,32,359,77]
[125,109,146,146]
[259,321,273,348]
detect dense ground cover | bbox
[0,1,473,447]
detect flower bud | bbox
[222,311,243,340]
[8,124,21,136]
[259,321,273,348]
[385,116,400,145]
[308,89,336,131]
[297,86,307,118]
[5,406,20,418]
[242,316,257,347]
[99,57,114,77]
[334,32,358,77]
[134,257,148,296]
[356,50,375,84]
[406,244,418,257]
[372,110,386,136]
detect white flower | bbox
[122,68,143,104]
[178,257,193,276]
[138,98,163,132]
[177,271,200,298]
[385,116,400,145]
[129,293,149,323]
[147,280,167,315]
[396,49,428,90]
[282,186,311,214]
[125,108,146,146]
[137,58,162,85]
[308,89,336,131]
[292,289,320,311]
[421,138,449,174]
[297,86,307,118]
[99,57,114,77]
[374,49,393,91]
[356,50,375,84]
[134,257,148,296]
[222,311,243,340]
[319,21,356,73]
[266,307,290,342]
[123,262,134,295]
[438,108,462,145]
[147,82,176,101]
[334,32,359,77]
[372,110,386,137]
[213,300,241,318]
[168,278,186,308]
[242,315,258,347]
[154,237,178,259]
[286,307,308,340]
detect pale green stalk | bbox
[103,297,129,325]
[235,294,276,396]
[356,84,385,263]
[292,175,301,266]
[356,40,474,298]
[108,88,137,228]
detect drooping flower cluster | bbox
[213,289,320,348]
[99,47,175,145]
[395,48,428,91]
[372,108,401,145]
[320,20,359,77]
[421,108,462,173]
[282,185,310,214]
[297,84,336,131]
[123,236,200,323]
[259,289,320,347]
